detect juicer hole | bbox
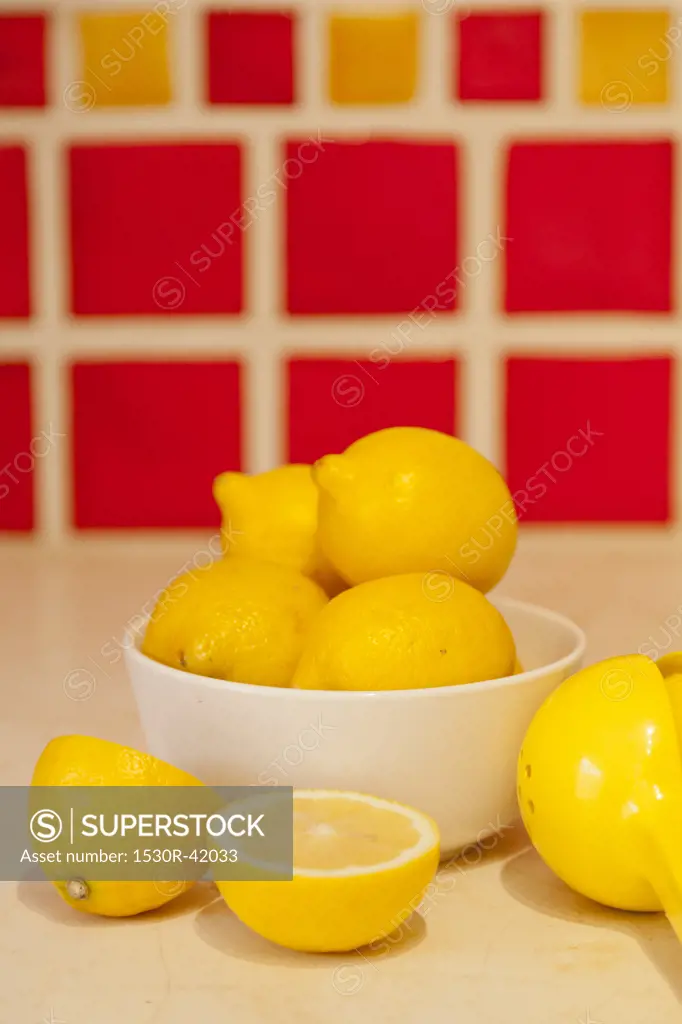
[527,799,535,813]
[525,764,531,778]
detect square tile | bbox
[78,12,171,107]
[505,141,673,312]
[69,143,243,315]
[457,11,543,102]
[0,364,34,531]
[505,356,672,523]
[207,10,295,104]
[0,147,30,318]
[72,362,242,529]
[581,10,670,107]
[287,357,457,463]
[286,139,458,314]
[329,14,419,104]
[0,14,47,107]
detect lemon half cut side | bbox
[216,789,440,952]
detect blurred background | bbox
[0,0,680,703]
[0,0,677,538]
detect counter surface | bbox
[2,538,681,1023]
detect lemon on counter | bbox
[292,572,515,691]
[142,556,328,687]
[313,426,517,593]
[213,464,345,596]
[31,735,202,917]
[216,790,440,952]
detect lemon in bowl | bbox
[292,573,515,691]
[141,556,328,688]
[314,426,517,592]
[213,464,345,596]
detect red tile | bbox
[457,11,543,102]
[287,357,458,463]
[286,139,458,314]
[505,356,672,523]
[69,144,243,316]
[0,364,33,531]
[207,11,295,104]
[0,147,30,318]
[72,362,242,528]
[0,14,46,107]
[505,141,673,313]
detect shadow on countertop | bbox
[194,893,427,970]
[501,846,682,1005]
[17,878,217,928]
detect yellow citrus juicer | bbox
[517,653,682,942]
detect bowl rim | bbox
[124,595,587,702]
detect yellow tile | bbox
[329,13,419,104]
[580,10,670,107]
[79,12,171,107]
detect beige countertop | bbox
[2,535,682,1023]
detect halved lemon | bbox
[216,790,440,952]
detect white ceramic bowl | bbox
[125,597,585,855]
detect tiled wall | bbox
[0,0,678,538]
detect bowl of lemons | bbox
[125,427,585,854]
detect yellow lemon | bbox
[142,556,327,687]
[213,465,345,596]
[655,652,682,728]
[31,735,202,917]
[514,656,524,674]
[292,573,515,691]
[216,790,440,952]
[656,652,682,677]
[314,426,517,593]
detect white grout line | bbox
[4,109,682,136]
[174,0,201,114]
[241,129,285,473]
[549,0,573,114]
[300,0,325,117]
[3,320,682,352]
[244,346,282,473]
[421,0,449,109]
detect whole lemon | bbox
[292,573,515,691]
[142,557,328,687]
[31,735,202,917]
[213,465,345,596]
[314,426,517,592]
